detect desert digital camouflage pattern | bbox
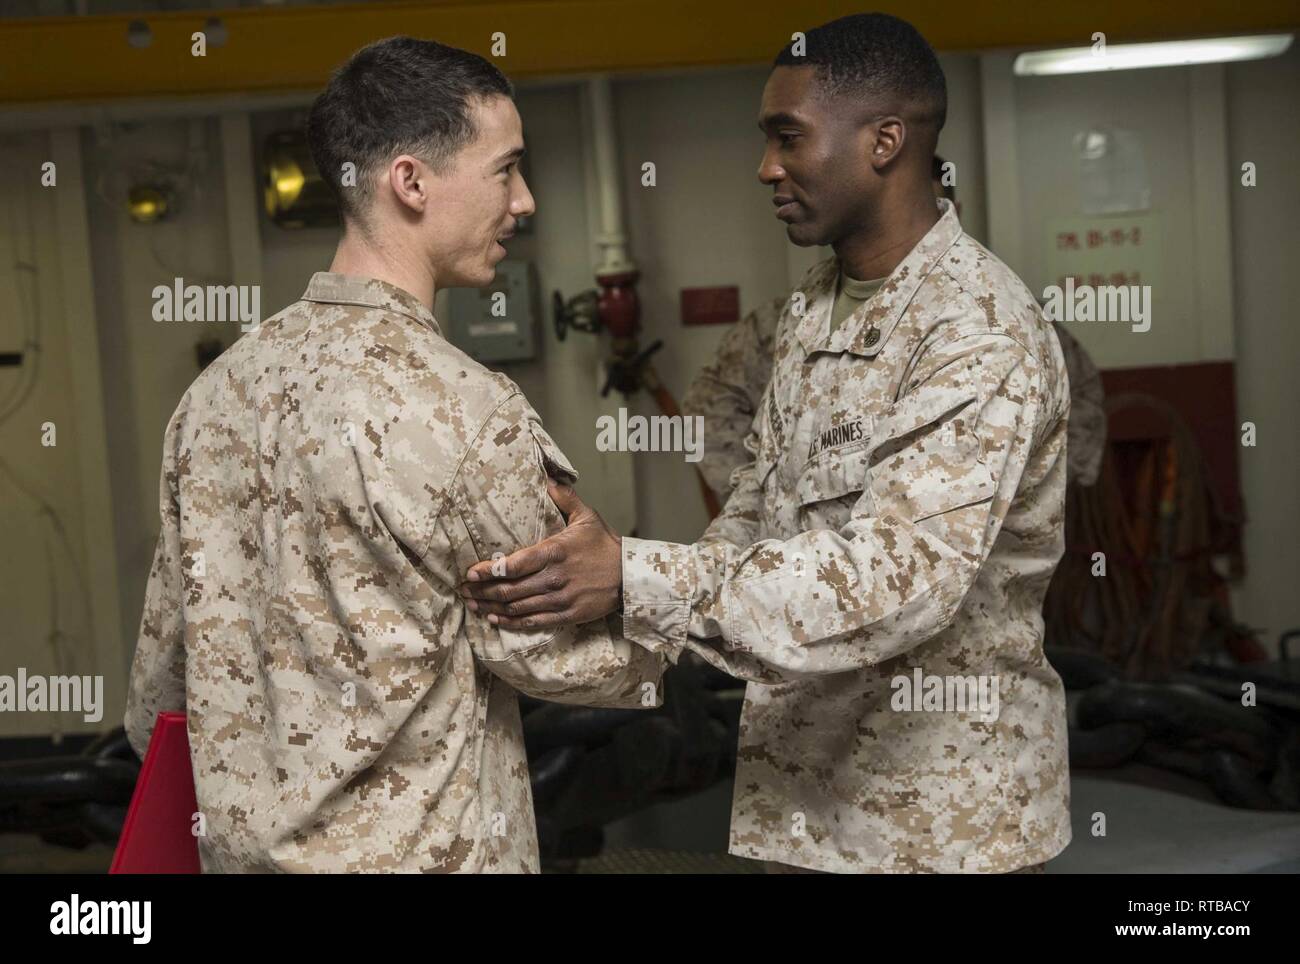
[125,272,664,873]
[685,278,1107,496]
[622,199,1073,872]
[681,295,784,500]
[1051,321,1107,487]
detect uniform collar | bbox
[795,197,963,359]
[301,272,443,336]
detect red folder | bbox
[109,711,201,874]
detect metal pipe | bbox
[585,75,635,277]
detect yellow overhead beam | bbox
[1,0,1297,104]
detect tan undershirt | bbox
[829,271,887,336]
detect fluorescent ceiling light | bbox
[1014,34,1293,76]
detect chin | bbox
[786,223,823,247]
[454,264,497,288]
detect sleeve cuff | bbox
[620,537,694,661]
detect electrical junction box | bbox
[445,260,539,364]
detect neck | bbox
[833,190,940,281]
[328,224,436,310]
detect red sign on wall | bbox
[681,286,740,326]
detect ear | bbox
[387,154,428,214]
[868,116,906,171]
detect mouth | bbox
[773,196,802,222]
[494,230,516,254]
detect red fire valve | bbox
[596,269,641,341]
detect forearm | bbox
[621,514,976,681]
[125,536,188,758]
[472,612,665,708]
[125,443,189,759]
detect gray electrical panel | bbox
[445,260,539,364]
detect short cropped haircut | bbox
[306,36,513,226]
[775,13,947,132]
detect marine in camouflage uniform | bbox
[125,273,664,873]
[623,199,1074,872]
[682,295,788,501]
[1051,321,1107,487]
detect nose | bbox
[757,144,785,186]
[511,171,536,219]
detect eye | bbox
[778,131,801,147]
[499,161,517,176]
